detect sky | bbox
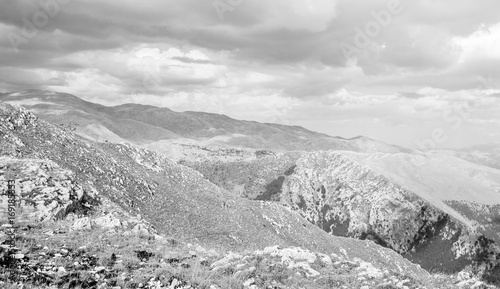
[0,0,500,149]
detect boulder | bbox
[93,214,121,229]
[72,217,92,231]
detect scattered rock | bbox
[93,214,121,229]
[72,217,92,231]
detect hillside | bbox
[185,150,500,283]
[434,143,500,171]
[0,90,409,154]
[0,103,451,288]
[2,92,500,287]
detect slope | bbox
[185,150,500,282]
[434,143,500,171]
[0,103,429,279]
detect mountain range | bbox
[1,90,500,288]
[0,90,410,155]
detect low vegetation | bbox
[1,217,497,289]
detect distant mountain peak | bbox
[0,89,408,154]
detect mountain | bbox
[185,150,500,282]
[1,103,444,288]
[0,90,410,155]
[2,90,500,287]
[434,143,500,171]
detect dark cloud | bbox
[1,0,498,87]
[0,0,499,148]
[398,92,425,99]
[171,57,213,64]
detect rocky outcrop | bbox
[0,157,100,222]
[0,155,157,238]
[2,215,492,289]
[186,150,500,282]
[279,151,500,281]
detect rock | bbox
[271,247,317,263]
[290,261,320,277]
[95,266,106,272]
[211,253,242,270]
[131,223,149,235]
[470,281,486,289]
[262,245,280,255]
[356,259,384,279]
[243,278,255,287]
[457,270,472,281]
[318,253,332,266]
[43,230,54,236]
[57,266,66,274]
[13,253,24,259]
[72,217,92,231]
[93,214,121,229]
[0,157,99,223]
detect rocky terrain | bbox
[186,151,500,283]
[1,219,494,289]
[0,103,456,288]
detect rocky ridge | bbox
[185,151,500,283]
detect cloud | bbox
[0,0,499,148]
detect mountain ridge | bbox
[1,97,500,286]
[184,149,500,281]
[0,90,411,155]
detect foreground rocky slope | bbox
[186,151,500,284]
[0,103,438,288]
[2,217,494,289]
[0,153,494,288]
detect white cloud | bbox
[1,0,500,148]
[453,23,500,63]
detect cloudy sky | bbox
[1,0,500,148]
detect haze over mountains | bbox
[434,144,500,171]
[1,89,498,169]
[1,90,500,287]
[0,90,410,156]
